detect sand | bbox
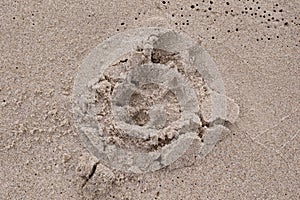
[1,0,299,199]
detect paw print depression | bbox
[72,27,239,173]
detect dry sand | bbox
[1,0,299,199]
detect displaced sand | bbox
[1,0,299,199]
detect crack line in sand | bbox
[81,161,99,188]
[252,108,299,140]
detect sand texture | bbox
[1,0,299,199]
